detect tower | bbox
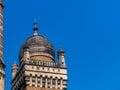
[0,0,5,90]
[58,48,66,67]
[12,62,18,79]
[11,21,68,90]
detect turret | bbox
[12,62,18,79]
[23,47,30,60]
[58,48,66,67]
[20,47,30,66]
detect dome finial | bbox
[33,19,38,35]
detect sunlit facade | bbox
[11,21,68,90]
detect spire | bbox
[58,46,65,54]
[33,19,38,35]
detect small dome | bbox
[19,20,55,62]
[12,62,18,69]
[57,47,65,57]
[58,48,65,53]
[19,35,55,62]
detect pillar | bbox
[45,77,48,88]
[55,78,58,89]
[60,78,63,89]
[40,76,42,88]
[50,77,52,89]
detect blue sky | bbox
[3,0,120,90]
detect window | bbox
[37,67,40,70]
[53,69,54,71]
[58,79,60,85]
[42,77,45,87]
[48,78,51,87]
[52,79,55,85]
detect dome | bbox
[19,20,55,62]
[19,35,55,62]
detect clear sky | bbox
[3,0,120,90]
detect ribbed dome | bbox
[19,35,55,61]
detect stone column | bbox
[60,78,63,89]
[50,77,52,89]
[40,76,42,88]
[45,77,48,88]
[35,76,37,87]
[55,78,58,89]
[30,75,32,86]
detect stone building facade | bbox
[11,21,68,90]
[0,0,5,90]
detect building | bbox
[0,0,5,90]
[11,21,68,90]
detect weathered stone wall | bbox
[0,1,4,90]
[31,56,53,62]
[0,74,4,90]
[25,86,60,90]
